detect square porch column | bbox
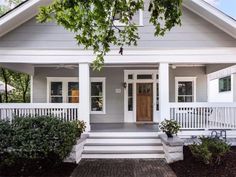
[79,63,91,131]
[159,63,170,122]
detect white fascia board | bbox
[183,0,236,39]
[0,48,236,64]
[0,0,52,37]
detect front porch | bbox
[1,102,236,135]
[1,48,236,136]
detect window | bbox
[128,74,133,80]
[175,77,196,102]
[137,74,152,79]
[219,76,231,92]
[113,9,143,26]
[68,82,79,103]
[48,78,79,103]
[50,82,63,103]
[48,77,106,113]
[156,83,159,111]
[128,84,133,111]
[91,78,106,114]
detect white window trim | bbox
[90,77,106,115]
[47,77,106,114]
[113,9,144,27]
[175,77,197,102]
[47,77,79,103]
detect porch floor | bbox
[90,123,159,132]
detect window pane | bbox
[156,74,159,80]
[51,97,62,103]
[128,83,133,111]
[68,82,79,96]
[128,84,133,97]
[137,74,152,79]
[178,96,185,102]
[219,76,231,92]
[156,83,159,111]
[91,97,103,111]
[68,82,79,103]
[91,82,103,96]
[178,81,193,95]
[128,97,133,111]
[128,74,133,80]
[178,96,193,103]
[51,82,62,96]
[68,97,79,103]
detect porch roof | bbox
[0,48,236,65]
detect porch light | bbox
[123,82,127,88]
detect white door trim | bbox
[124,70,159,123]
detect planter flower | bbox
[159,119,181,138]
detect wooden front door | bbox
[136,83,153,122]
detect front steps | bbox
[81,132,165,159]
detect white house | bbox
[0,0,236,159]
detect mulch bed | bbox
[0,162,77,177]
[170,146,236,177]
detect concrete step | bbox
[88,132,160,138]
[84,143,162,146]
[84,145,163,151]
[86,138,162,144]
[82,150,164,159]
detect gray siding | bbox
[169,67,207,102]
[206,64,234,74]
[0,5,236,48]
[33,66,207,123]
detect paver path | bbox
[71,159,177,177]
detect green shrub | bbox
[189,137,230,165]
[73,120,86,137]
[11,116,78,161]
[0,120,12,152]
[0,116,85,172]
[159,119,181,137]
[0,120,14,166]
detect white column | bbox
[79,63,91,131]
[30,75,33,103]
[159,63,170,122]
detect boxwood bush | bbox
[189,137,230,165]
[0,120,14,166]
[0,116,84,173]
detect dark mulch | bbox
[170,146,236,177]
[0,162,77,177]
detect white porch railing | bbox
[170,103,236,130]
[0,103,79,122]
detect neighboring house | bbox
[0,0,236,135]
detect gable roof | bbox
[0,0,235,38]
[0,0,51,38]
[183,0,236,39]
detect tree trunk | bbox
[22,75,30,103]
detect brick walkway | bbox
[71,159,177,177]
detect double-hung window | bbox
[91,78,106,114]
[175,77,196,102]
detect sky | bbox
[204,0,236,20]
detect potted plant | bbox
[159,119,181,138]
